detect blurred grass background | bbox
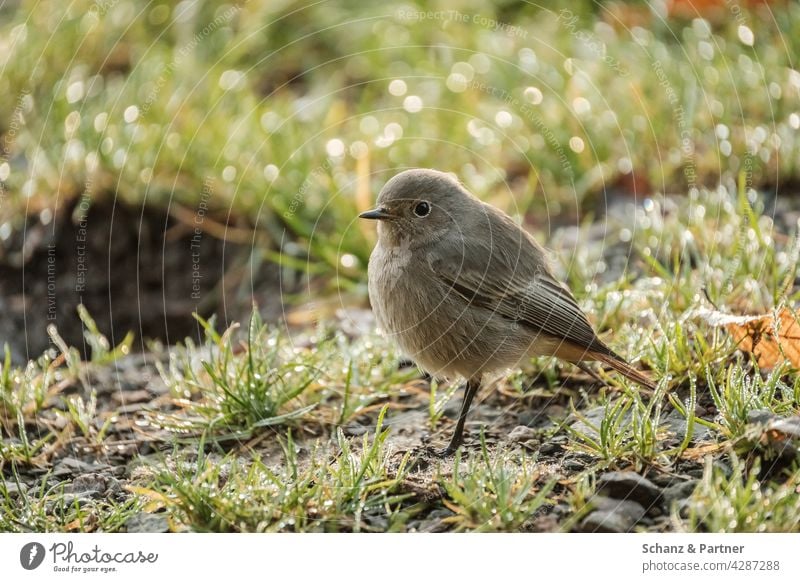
[2,0,800,533]
[0,0,798,289]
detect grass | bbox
[1,0,800,532]
[2,1,800,283]
[142,407,416,532]
[2,181,800,531]
[682,454,800,533]
[1,466,144,532]
[440,435,556,532]
[155,312,322,439]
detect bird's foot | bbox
[418,436,459,458]
[429,445,457,458]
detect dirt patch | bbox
[0,197,287,362]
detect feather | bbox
[427,202,654,389]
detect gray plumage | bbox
[360,168,654,454]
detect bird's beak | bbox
[359,207,393,220]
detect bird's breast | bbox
[367,242,430,334]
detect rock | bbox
[597,471,662,507]
[125,512,170,533]
[579,495,650,532]
[747,409,776,425]
[569,406,626,440]
[343,422,368,436]
[2,481,29,498]
[50,493,95,511]
[663,479,698,504]
[662,410,713,443]
[65,473,121,498]
[590,496,647,522]
[111,389,153,405]
[52,457,111,477]
[507,425,539,447]
[771,416,800,439]
[531,514,560,532]
[538,441,564,456]
[562,457,587,472]
[747,410,800,459]
[579,510,637,533]
[663,480,697,517]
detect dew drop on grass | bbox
[452,62,474,82]
[495,110,512,128]
[524,86,543,105]
[388,79,407,96]
[350,141,368,158]
[403,95,422,113]
[698,41,714,61]
[263,164,279,182]
[446,73,468,93]
[222,165,236,182]
[326,138,345,157]
[219,70,244,91]
[340,253,356,268]
[737,25,754,46]
[66,81,84,103]
[518,48,538,73]
[64,111,80,136]
[124,105,139,123]
[572,97,591,116]
[260,111,281,133]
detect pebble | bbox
[597,471,662,507]
[662,409,713,443]
[662,479,699,504]
[2,481,29,498]
[507,425,540,448]
[65,473,121,499]
[591,495,647,521]
[579,495,649,533]
[52,457,111,478]
[125,512,170,533]
[580,509,636,533]
[538,441,564,456]
[562,458,586,472]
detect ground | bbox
[1,1,800,532]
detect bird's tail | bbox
[590,349,656,391]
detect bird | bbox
[359,168,655,455]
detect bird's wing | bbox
[428,237,610,356]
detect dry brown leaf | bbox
[746,410,800,459]
[697,306,800,369]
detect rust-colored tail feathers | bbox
[591,350,656,390]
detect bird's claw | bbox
[431,446,456,458]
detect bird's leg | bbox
[433,375,481,457]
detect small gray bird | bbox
[360,168,655,455]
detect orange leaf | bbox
[697,306,800,369]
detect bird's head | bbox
[359,168,476,247]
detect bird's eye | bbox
[413,201,431,217]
